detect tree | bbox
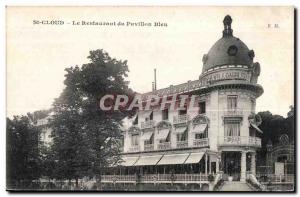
[257,107,295,166]
[50,49,133,186]
[6,116,41,189]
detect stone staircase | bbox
[219,181,256,191]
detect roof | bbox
[202,15,254,72]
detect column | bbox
[205,154,208,175]
[209,159,212,174]
[251,152,256,175]
[216,158,220,173]
[240,151,246,182]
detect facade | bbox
[36,116,53,148]
[102,15,265,188]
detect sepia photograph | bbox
[6,6,295,192]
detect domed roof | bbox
[202,15,254,72]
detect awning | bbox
[157,153,189,165]
[175,127,187,133]
[120,156,139,166]
[141,131,153,141]
[156,129,170,140]
[134,155,163,166]
[184,152,205,164]
[143,110,153,119]
[250,123,263,134]
[191,124,207,133]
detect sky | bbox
[6,6,294,118]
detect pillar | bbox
[216,158,220,173]
[209,159,212,174]
[240,151,246,182]
[205,154,208,175]
[251,152,256,175]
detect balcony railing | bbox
[218,136,261,147]
[256,174,294,184]
[101,173,209,184]
[223,108,243,117]
[144,144,154,151]
[141,120,155,129]
[158,142,171,150]
[176,141,188,148]
[129,145,140,152]
[173,114,189,124]
[193,138,209,147]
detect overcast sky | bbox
[6,6,294,118]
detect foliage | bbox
[50,49,133,183]
[6,116,41,188]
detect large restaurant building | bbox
[101,15,265,189]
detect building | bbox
[102,15,264,189]
[36,114,53,148]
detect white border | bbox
[1,1,298,196]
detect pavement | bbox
[220,181,255,191]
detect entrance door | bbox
[221,152,241,181]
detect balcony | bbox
[129,145,140,152]
[218,136,261,147]
[144,144,154,151]
[101,173,209,184]
[158,142,171,150]
[173,114,189,125]
[141,120,155,129]
[176,141,188,148]
[193,138,209,147]
[223,108,243,117]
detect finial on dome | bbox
[223,15,233,37]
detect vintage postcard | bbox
[6,6,295,192]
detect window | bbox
[145,112,153,121]
[199,101,206,114]
[131,134,139,146]
[227,95,238,110]
[224,121,240,136]
[251,99,255,112]
[144,134,153,145]
[179,107,187,115]
[195,127,208,139]
[133,115,138,125]
[177,130,187,142]
[162,108,169,120]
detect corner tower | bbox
[199,15,264,182]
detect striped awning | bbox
[191,124,207,133]
[157,153,189,165]
[141,131,153,141]
[250,122,263,133]
[156,129,170,140]
[134,155,163,166]
[120,156,139,166]
[175,127,187,133]
[184,152,205,164]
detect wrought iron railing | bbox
[223,108,243,117]
[256,174,294,184]
[193,138,209,147]
[101,173,209,183]
[176,141,188,148]
[144,144,154,151]
[157,142,171,150]
[173,114,189,124]
[129,145,140,152]
[141,120,155,129]
[218,136,261,147]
